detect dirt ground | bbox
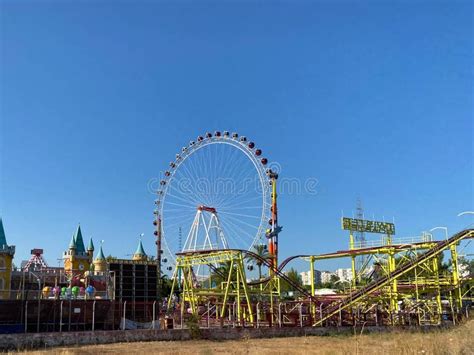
[20,319,474,355]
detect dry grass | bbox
[20,320,474,355]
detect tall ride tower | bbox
[355,198,367,274]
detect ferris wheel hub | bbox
[197,205,217,213]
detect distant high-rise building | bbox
[320,271,335,284]
[299,269,321,286]
[335,268,353,282]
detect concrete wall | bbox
[0,325,447,351]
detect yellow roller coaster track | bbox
[313,228,474,326]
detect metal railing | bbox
[352,234,434,249]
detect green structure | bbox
[0,218,15,299]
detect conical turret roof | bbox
[69,234,76,249]
[0,218,7,248]
[134,239,147,258]
[95,245,106,261]
[74,225,86,253]
[87,237,94,251]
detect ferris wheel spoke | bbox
[164,218,194,227]
[217,195,263,209]
[186,152,208,195]
[221,213,261,230]
[176,159,210,206]
[163,201,198,210]
[166,184,203,207]
[222,217,255,241]
[231,160,259,187]
[213,145,249,207]
[215,193,255,209]
[220,217,256,246]
[220,223,245,249]
[217,194,265,210]
[224,205,266,210]
[201,143,214,206]
[218,218,245,245]
[218,144,240,177]
[218,211,262,219]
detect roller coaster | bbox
[164,228,473,327]
[157,131,473,329]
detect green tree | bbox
[209,261,236,289]
[321,274,340,289]
[280,267,303,295]
[159,273,173,297]
[105,255,118,262]
[249,244,269,280]
[459,257,474,277]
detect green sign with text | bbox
[341,217,395,235]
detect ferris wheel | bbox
[154,131,273,273]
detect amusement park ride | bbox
[0,130,472,333]
[151,131,474,328]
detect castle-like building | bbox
[0,220,154,301]
[0,218,15,299]
[63,224,150,277]
[63,225,94,276]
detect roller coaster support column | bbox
[167,266,179,311]
[450,244,462,310]
[310,256,316,319]
[219,253,254,323]
[349,231,356,289]
[310,256,316,297]
[414,266,421,325]
[167,256,198,316]
[432,256,442,324]
[388,249,398,323]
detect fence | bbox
[0,297,466,334]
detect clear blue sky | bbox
[1,1,472,270]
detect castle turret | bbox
[93,245,107,273]
[74,225,86,255]
[0,218,15,299]
[87,237,94,260]
[63,224,91,276]
[132,239,148,261]
[69,234,76,250]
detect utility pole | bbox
[154,213,162,302]
[178,226,182,291]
